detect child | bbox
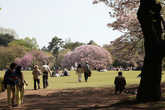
[32,65,41,90]
[114,71,126,94]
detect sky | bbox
[0,0,121,48]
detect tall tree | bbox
[48,36,64,62]
[136,0,165,101]
[94,0,165,101]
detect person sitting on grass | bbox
[114,71,126,94]
[62,68,69,76]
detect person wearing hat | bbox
[32,65,41,90]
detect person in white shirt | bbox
[76,64,83,82]
[42,63,52,88]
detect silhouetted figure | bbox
[63,68,69,76]
[114,71,126,94]
[83,62,91,82]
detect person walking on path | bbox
[83,62,91,82]
[3,63,17,108]
[15,65,28,106]
[76,64,84,82]
[32,65,41,90]
[114,71,126,94]
[42,63,52,88]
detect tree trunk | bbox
[136,0,163,101]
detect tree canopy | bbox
[62,45,112,70]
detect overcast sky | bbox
[0,0,121,48]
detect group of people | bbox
[51,68,70,77]
[3,63,28,108]
[2,61,127,108]
[2,62,52,108]
[32,63,52,89]
[76,63,126,94]
[76,62,91,82]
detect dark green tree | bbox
[0,34,15,46]
[87,40,98,45]
[9,37,39,50]
[48,36,64,62]
[63,41,84,50]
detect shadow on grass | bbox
[1,87,165,110]
[79,98,165,110]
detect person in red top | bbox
[114,71,126,94]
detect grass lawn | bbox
[0,70,165,90]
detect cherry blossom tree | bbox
[62,45,112,70]
[15,50,53,68]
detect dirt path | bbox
[0,87,165,110]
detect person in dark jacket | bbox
[114,71,126,94]
[3,63,17,107]
[83,62,91,82]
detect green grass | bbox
[0,70,142,90]
[1,70,165,90]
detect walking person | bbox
[42,63,52,88]
[15,65,28,106]
[114,71,126,94]
[76,64,83,82]
[83,62,91,82]
[3,63,17,108]
[32,65,41,90]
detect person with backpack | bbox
[3,63,17,108]
[114,71,126,94]
[42,63,52,88]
